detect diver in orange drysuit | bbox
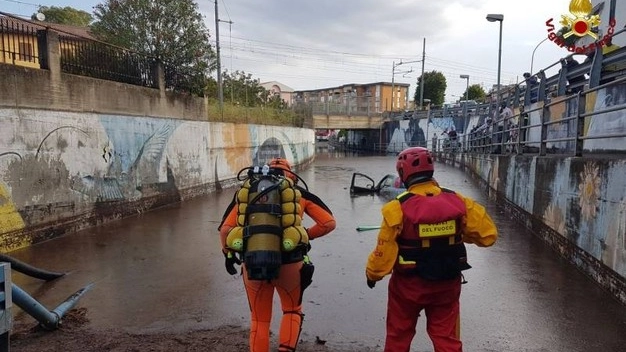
[219,158,336,352]
[366,147,498,352]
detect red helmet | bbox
[396,147,434,184]
[269,158,296,181]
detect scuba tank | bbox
[226,165,309,280]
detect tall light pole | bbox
[487,13,504,153]
[530,37,548,74]
[460,74,470,133]
[486,14,504,114]
[419,38,426,110]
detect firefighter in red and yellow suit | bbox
[219,158,336,352]
[366,147,497,352]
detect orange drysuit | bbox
[366,180,497,352]
[220,185,335,352]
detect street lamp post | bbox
[487,13,504,153]
[530,37,548,74]
[460,74,470,133]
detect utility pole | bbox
[214,0,223,113]
[391,61,395,112]
[392,60,418,111]
[214,0,233,116]
[419,38,426,110]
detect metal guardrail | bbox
[59,35,158,88]
[0,263,11,352]
[0,15,40,67]
[0,11,195,94]
[460,75,626,157]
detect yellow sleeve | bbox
[366,200,402,281]
[458,194,498,247]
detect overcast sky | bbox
[2,0,587,103]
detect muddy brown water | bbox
[8,151,626,351]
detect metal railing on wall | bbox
[0,11,195,94]
[59,35,158,88]
[0,15,40,67]
[451,74,626,157]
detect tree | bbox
[32,6,93,26]
[91,0,215,96]
[219,70,267,107]
[265,94,289,110]
[463,84,487,103]
[414,71,447,107]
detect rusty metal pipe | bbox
[11,283,94,330]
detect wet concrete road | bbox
[8,151,626,351]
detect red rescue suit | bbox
[367,180,498,352]
[392,190,467,352]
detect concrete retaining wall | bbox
[0,47,314,251]
[0,107,313,252]
[437,153,626,305]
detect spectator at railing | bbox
[561,57,586,94]
[491,103,511,154]
[523,72,539,103]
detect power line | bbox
[220,0,231,22]
[216,41,511,87]
[0,0,39,7]
[211,35,515,85]
[225,35,420,60]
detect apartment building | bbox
[294,82,411,115]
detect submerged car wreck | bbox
[349,172,405,200]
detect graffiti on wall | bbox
[584,83,626,151]
[545,96,577,153]
[0,108,311,251]
[533,158,626,277]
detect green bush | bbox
[208,102,304,127]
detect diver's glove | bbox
[223,250,241,275]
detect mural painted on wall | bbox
[384,118,426,153]
[0,174,27,249]
[603,198,626,276]
[584,83,626,152]
[222,123,253,173]
[254,137,286,166]
[226,125,303,172]
[94,116,182,201]
[533,158,626,277]
[545,97,577,153]
[0,108,313,251]
[278,130,303,167]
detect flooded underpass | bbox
[7,151,626,351]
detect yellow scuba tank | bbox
[225,164,310,280]
[279,181,309,251]
[232,165,283,280]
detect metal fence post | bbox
[540,101,549,156]
[36,29,49,70]
[0,262,12,352]
[575,91,585,157]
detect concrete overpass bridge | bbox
[312,112,386,130]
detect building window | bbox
[18,42,34,62]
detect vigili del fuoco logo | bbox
[546,0,616,54]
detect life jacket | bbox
[225,168,309,280]
[393,189,471,281]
